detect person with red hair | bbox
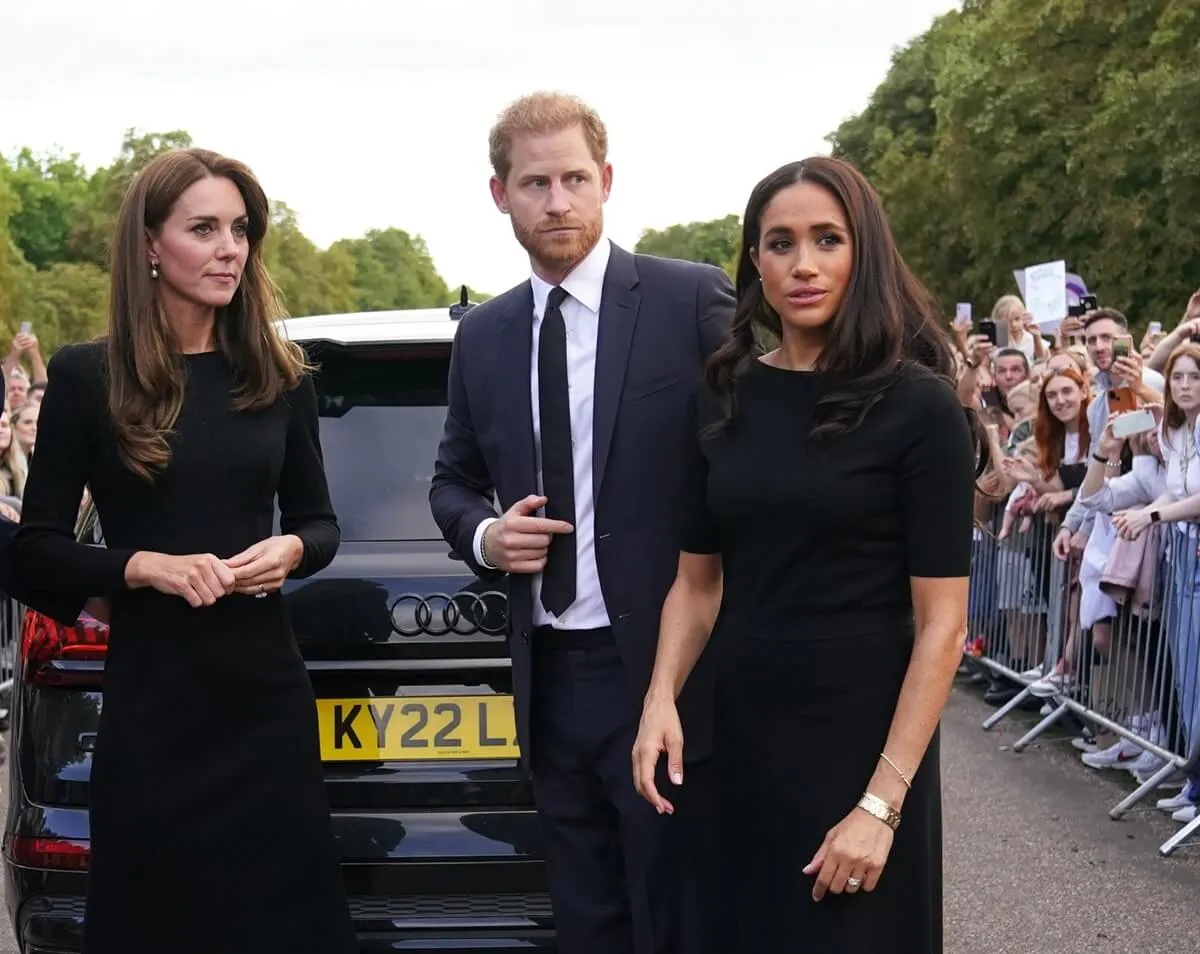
[999,366,1091,674]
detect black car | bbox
[2,302,553,952]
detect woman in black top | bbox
[632,157,981,952]
[15,149,356,953]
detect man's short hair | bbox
[995,347,1029,370]
[488,91,608,182]
[1083,307,1128,330]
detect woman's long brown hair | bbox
[1034,366,1090,478]
[106,148,309,481]
[1161,342,1200,440]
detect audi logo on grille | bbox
[389,591,508,637]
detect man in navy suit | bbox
[429,92,735,954]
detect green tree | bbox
[826,0,1200,330]
[263,201,336,316]
[4,148,92,270]
[333,228,450,311]
[68,129,194,269]
[23,263,109,345]
[635,214,741,278]
[0,164,34,337]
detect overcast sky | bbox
[2,0,959,297]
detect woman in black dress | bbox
[632,157,981,952]
[15,148,356,953]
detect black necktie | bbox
[538,286,576,616]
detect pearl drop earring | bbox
[150,262,159,279]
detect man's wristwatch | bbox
[1150,510,1162,524]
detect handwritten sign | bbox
[1021,260,1067,333]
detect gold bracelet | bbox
[879,752,912,789]
[857,792,902,832]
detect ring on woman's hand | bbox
[846,877,862,890]
[255,584,267,599]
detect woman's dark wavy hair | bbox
[705,157,989,476]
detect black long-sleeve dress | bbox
[682,360,975,953]
[15,342,356,953]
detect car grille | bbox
[349,892,553,922]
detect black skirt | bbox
[710,619,942,953]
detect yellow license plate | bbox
[316,696,520,761]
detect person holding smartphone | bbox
[3,322,46,402]
[1146,290,1200,373]
[1052,309,1164,562]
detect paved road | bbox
[943,686,1199,953]
[0,687,1195,952]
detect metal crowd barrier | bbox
[966,506,1200,857]
[0,594,20,728]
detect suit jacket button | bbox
[520,630,530,643]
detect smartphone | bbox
[1081,294,1098,312]
[979,319,998,346]
[981,386,1004,411]
[1107,386,1138,415]
[955,303,972,329]
[18,321,31,335]
[1149,321,1163,336]
[1112,408,1156,439]
[1112,335,1133,360]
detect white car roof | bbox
[276,307,461,346]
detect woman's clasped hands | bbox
[124,535,304,607]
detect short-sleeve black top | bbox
[682,360,976,639]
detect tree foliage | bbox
[635,214,740,279]
[635,2,1199,333]
[0,130,469,355]
[827,0,1200,330]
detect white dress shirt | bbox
[472,238,613,630]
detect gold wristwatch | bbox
[856,792,902,831]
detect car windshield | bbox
[301,342,454,542]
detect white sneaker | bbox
[1071,737,1099,754]
[1020,666,1044,681]
[1172,804,1198,824]
[1126,750,1167,777]
[1082,739,1143,770]
[1157,784,1199,813]
[1030,670,1077,699]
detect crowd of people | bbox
[957,293,1200,831]
[0,87,1195,953]
[0,329,43,519]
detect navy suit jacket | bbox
[429,243,735,766]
